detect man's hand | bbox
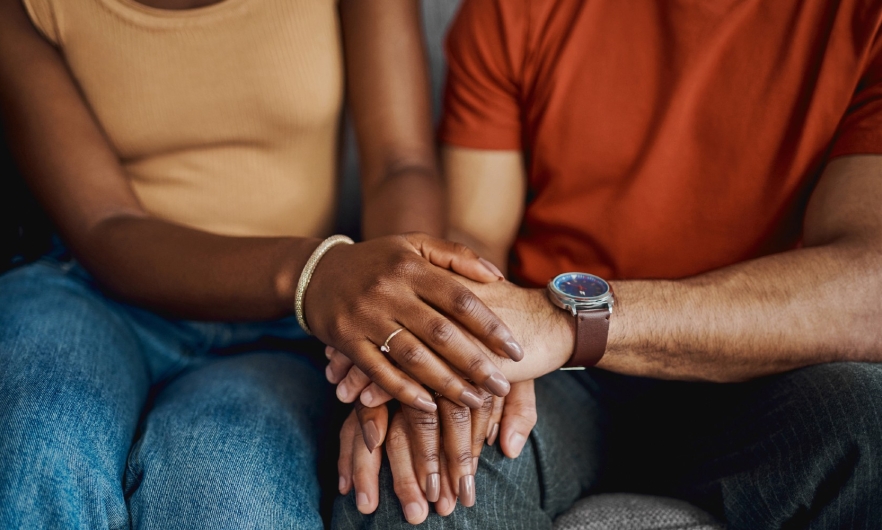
[336,382,538,523]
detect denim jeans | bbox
[0,252,331,529]
[334,364,882,529]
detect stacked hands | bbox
[301,233,574,525]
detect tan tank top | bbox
[22,0,343,237]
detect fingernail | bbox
[356,491,370,509]
[487,423,499,446]
[509,432,527,458]
[363,420,381,453]
[436,496,450,513]
[478,257,504,280]
[404,502,423,522]
[459,475,476,507]
[361,387,375,405]
[336,384,351,402]
[325,364,336,383]
[325,345,334,359]
[459,389,484,409]
[473,456,479,474]
[484,372,510,397]
[412,395,438,413]
[502,340,524,362]
[426,473,440,502]
[338,475,346,493]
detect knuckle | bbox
[393,478,420,498]
[455,451,474,467]
[452,289,480,317]
[452,241,475,257]
[416,448,440,465]
[410,412,439,431]
[428,318,456,346]
[446,407,471,425]
[398,343,428,367]
[465,356,488,377]
[387,428,410,450]
[391,255,422,280]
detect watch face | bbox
[552,273,609,300]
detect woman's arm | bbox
[340,0,443,239]
[0,0,521,411]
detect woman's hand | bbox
[337,382,538,524]
[305,233,523,412]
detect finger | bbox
[486,395,505,446]
[434,448,457,516]
[325,346,354,384]
[336,365,372,404]
[381,327,503,408]
[351,412,383,515]
[345,339,437,414]
[406,233,504,284]
[337,409,359,495]
[354,401,389,454]
[469,389,494,464]
[499,380,538,459]
[401,404,441,503]
[437,397,476,508]
[360,382,394,408]
[386,412,430,525]
[412,265,524,363]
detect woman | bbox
[0,0,523,527]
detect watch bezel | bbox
[547,272,615,316]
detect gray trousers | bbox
[332,362,882,529]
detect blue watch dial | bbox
[553,273,609,299]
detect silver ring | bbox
[379,328,405,353]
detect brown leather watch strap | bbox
[564,309,611,368]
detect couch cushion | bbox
[553,494,725,530]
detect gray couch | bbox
[336,2,726,528]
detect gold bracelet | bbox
[294,234,354,335]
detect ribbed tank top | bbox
[22,0,343,237]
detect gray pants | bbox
[332,363,882,529]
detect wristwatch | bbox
[546,272,615,369]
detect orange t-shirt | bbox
[440,0,882,286]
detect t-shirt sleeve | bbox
[829,39,882,158]
[438,0,528,151]
[21,0,60,46]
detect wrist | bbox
[273,238,322,314]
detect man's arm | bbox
[340,0,444,239]
[446,146,882,383]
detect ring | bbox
[379,328,405,353]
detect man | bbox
[333,0,882,528]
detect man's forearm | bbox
[603,241,882,382]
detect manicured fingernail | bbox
[508,432,527,458]
[478,257,504,280]
[356,491,370,509]
[502,340,524,362]
[459,389,484,409]
[459,475,476,507]
[363,420,381,453]
[484,372,510,396]
[361,387,375,405]
[338,475,346,493]
[473,456,479,474]
[436,496,450,513]
[404,502,423,522]
[426,473,440,502]
[487,423,499,446]
[336,384,351,402]
[412,395,438,413]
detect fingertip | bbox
[403,502,427,525]
[502,340,525,362]
[336,383,353,403]
[412,395,438,413]
[435,496,454,516]
[477,257,505,281]
[325,364,338,384]
[325,345,334,360]
[504,432,527,459]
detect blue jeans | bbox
[0,253,331,529]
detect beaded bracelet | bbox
[294,234,354,335]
